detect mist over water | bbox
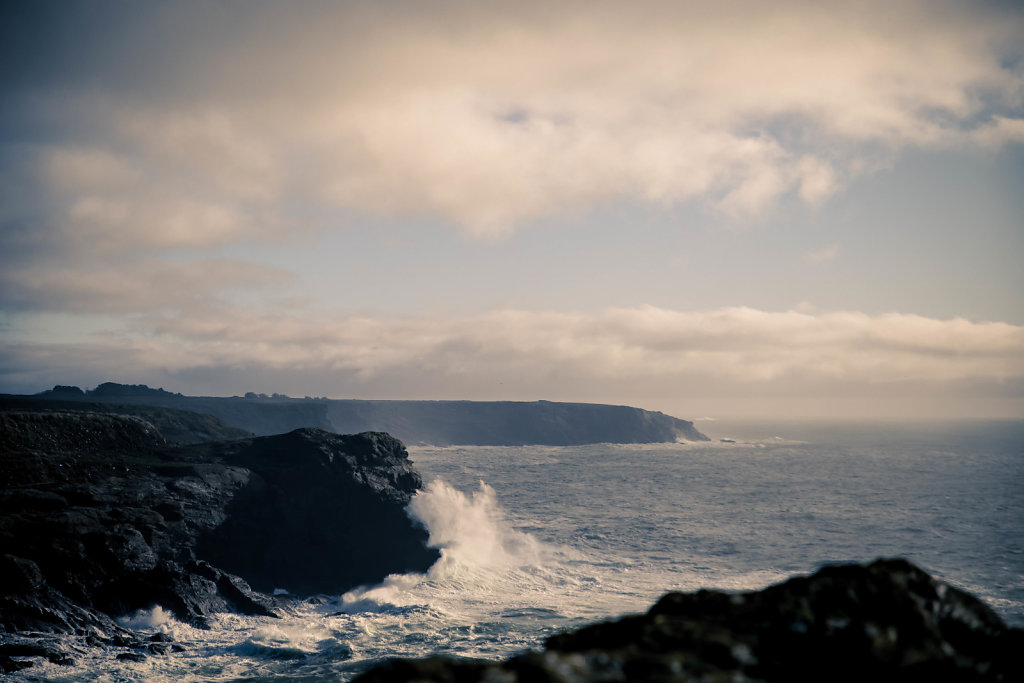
[14,421,1023,682]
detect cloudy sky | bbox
[2,0,1022,420]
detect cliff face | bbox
[26,384,709,445]
[191,429,439,595]
[357,558,1024,682]
[326,400,708,445]
[0,412,438,641]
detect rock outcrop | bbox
[0,412,438,669]
[356,558,1023,682]
[0,396,252,445]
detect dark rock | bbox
[0,641,75,670]
[1,412,438,660]
[0,396,252,445]
[44,385,85,396]
[355,559,1024,682]
[0,655,33,673]
[116,651,147,662]
[193,429,439,594]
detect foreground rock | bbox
[0,412,438,670]
[356,558,1023,682]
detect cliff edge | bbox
[0,412,438,670]
[24,383,709,445]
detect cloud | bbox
[802,245,841,264]
[3,0,1022,237]
[0,259,290,314]
[1,2,1021,420]
[4,306,1020,398]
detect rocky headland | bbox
[0,411,438,673]
[0,395,253,445]
[6,405,1017,680]
[22,383,709,445]
[356,558,1023,682]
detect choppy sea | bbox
[13,420,1024,682]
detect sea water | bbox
[13,420,1023,682]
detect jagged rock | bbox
[356,559,1024,682]
[192,429,439,594]
[0,412,438,670]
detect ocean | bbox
[13,420,1024,682]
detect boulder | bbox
[1,412,438,667]
[356,558,1023,682]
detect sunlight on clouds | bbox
[0,260,290,314]
[801,245,840,264]
[1,1,1022,419]
[10,0,1022,236]
[3,304,1020,418]
[45,306,1024,386]
[43,147,141,193]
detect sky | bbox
[1,0,1023,420]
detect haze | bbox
[1,0,1022,420]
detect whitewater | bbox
[12,420,1023,682]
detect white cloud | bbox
[0,259,290,314]
[10,0,1023,237]
[16,305,1020,386]
[4,304,1020,418]
[802,245,841,264]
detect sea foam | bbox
[339,479,554,616]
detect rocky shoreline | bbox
[2,410,1020,680]
[0,411,438,673]
[356,558,1024,682]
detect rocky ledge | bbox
[0,411,439,672]
[357,558,1023,682]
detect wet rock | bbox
[193,429,438,594]
[1,412,438,662]
[356,559,1024,682]
[116,651,147,662]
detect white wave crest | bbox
[116,605,176,631]
[339,479,566,618]
[410,479,544,576]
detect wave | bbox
[338,480,567,618]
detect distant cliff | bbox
[24,383,709,445]
[32,383,335,437]
[326,399,708,445]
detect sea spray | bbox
[117,605,177,632]
[9,428,1016,682]
[340,479,559,615]
[409,480,544,574]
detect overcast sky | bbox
[1,0,1022,420]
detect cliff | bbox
[326,399,707,445]
[356,558,1023,682]
[0,412,438,670]
[0,396,252,445]
[25,383,709,445]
